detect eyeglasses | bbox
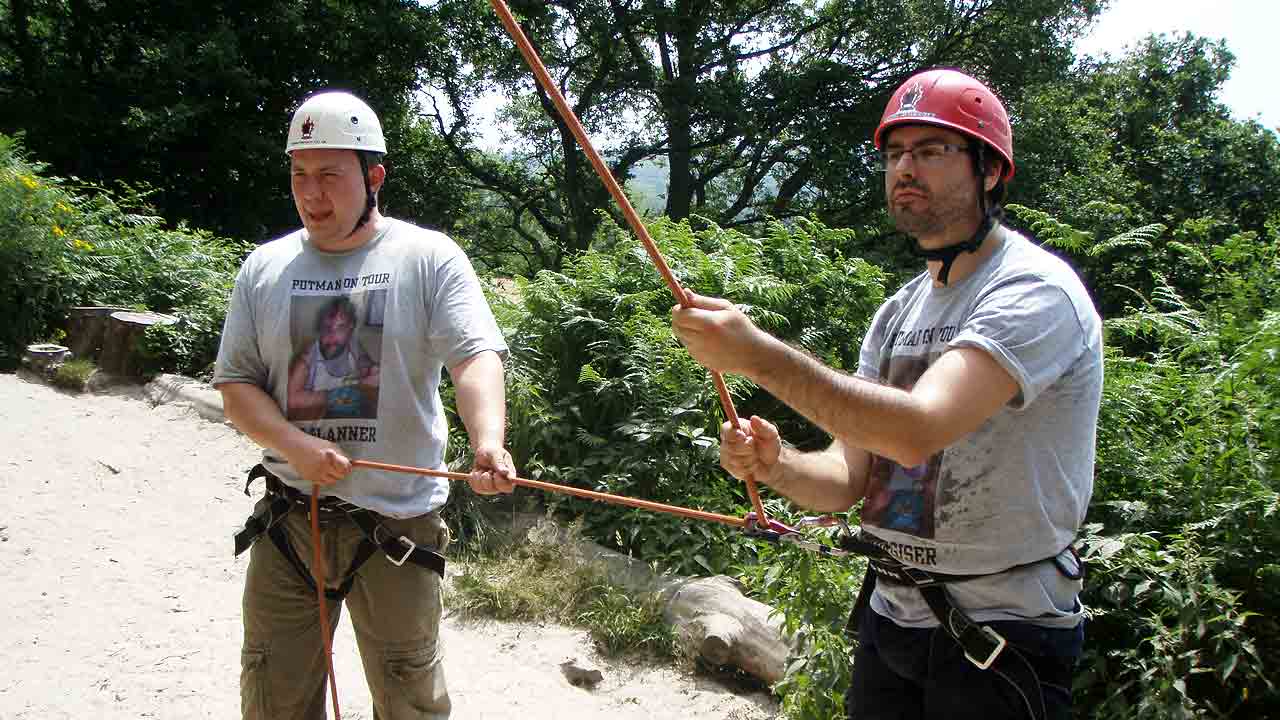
[875,143,970,172]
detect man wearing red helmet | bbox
[672,68,1102,719]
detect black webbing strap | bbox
[344,508,446,576]
[842,529,1061,719]
[232,464,446,602]
[266,521,361,602]
[233,493,292,557]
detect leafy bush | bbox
[1014,205,1280,718]
[499,215,886,576]
[738,515,867,720]
[0,132,248,375]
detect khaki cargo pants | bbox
[240,499,451,719]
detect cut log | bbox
[96,310,178,377]
[65,306,132,361]
[510,517,794,685]
[662,575,790,684]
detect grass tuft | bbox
[451,518,678,660]
[50,358,96,391]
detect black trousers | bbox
[845,605,1083,720]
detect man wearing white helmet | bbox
[672,68,1101,719]
[213,90,514,718]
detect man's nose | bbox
[891,151,918,176]
[295,175,322,199]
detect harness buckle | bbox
[902,565,940,587]
[388,536,416,567]
[964,625,1007,669]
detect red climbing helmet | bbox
[873,68,1015,180]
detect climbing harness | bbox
[233,464,447,591]
[747,510,1083,720]
[235,454,1081,720]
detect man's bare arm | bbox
[449,350,515,494]
[753,342,1017,467]
[672,293,1019,468]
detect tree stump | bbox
[66,306,132,361]
[96,310,178,377]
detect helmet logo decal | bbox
[301,116,315,140]
[899,82,924,113]
[887,80,936,122]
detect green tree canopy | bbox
[424,0,1103,273]
[0,0,467,242]
[1012,32,1280,318]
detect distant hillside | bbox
[624,160,667,215]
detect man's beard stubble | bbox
[889,180,976,240]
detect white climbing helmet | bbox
[285,91,386,155]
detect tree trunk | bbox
[506,515,793,685]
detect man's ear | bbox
[368,163,387,194]
[983,161,1001,193]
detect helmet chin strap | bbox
[913,212,994,286]
[347,151,377,239]
[911,144,996,286]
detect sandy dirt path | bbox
[0,372,778,719]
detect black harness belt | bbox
[840,527,1084,720]
[233,464,446,602]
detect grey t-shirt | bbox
[212,218,508,518]
[857,226,1102,628]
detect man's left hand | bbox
[467,445,516,495]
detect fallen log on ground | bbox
[507,514,792,685]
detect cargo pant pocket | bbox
[381,645,450,719]
[240,646,271,720]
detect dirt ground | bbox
[0,372,779,719]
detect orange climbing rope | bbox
[310,485,341,720]
[351,459,747,528]
[485,0,770,526]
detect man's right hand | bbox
[720,415,783,486]
[286,437,351,487]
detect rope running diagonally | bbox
[484,0,770,526]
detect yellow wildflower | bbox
[52,225,65,237]
[20,175,39,190]
[56,202,72,213]
[73,239,94,251]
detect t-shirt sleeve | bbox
[211,262,268,387]
[857,302,892,381]
[427,249,509,369]
[949,278,1086,409]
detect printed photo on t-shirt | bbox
[862,353,941,539]
[285,291,386,422]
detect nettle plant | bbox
[498,215,885,576]
[1011,203,1280,718]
